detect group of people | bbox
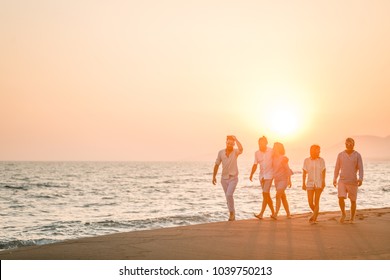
[212,135,364,224]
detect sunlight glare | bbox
[243,84,311,142]
[269,106,299,137]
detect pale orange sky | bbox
[1,0,389,161]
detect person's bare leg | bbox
[265,193,276,219]
[255,192,268,219]
[338,197,346,223]
[350,200,357,223]
[307,190,315,222]
[307,190,315,212]
[311,189,322,223]
[275,191,282,217]
[281,192,291,218]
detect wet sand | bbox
[1,207,389,260]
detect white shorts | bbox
[274,180,288,192]
[338,182,358,201]
[306,184,322,191]
[260,178,273,193]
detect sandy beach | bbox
[1,207,389,260]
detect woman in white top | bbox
[302,145,326,224]
[272,142,293,218]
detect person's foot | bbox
[228,212,235,221]
[349,218,355,224]
[339,214,346,223]
[270,214,277,220]
[286,214,292,219]
[253,213,263,220]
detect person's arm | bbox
[322,168,326,189]
[284,157,292,188]
[232,136,243,155]
[249,164,257,181]
[357,153,364,186]
[302,159,307,190]
[302,169,307,190]
[212,164,219,185]
[333,154,340,187]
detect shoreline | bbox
[1,207,389,260]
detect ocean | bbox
[1,160,389,251]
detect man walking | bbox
[212,135,243,221]
[249,136,276,220]
[333,138,364,223]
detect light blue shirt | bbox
[334,150,364,185]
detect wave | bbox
[158,180,176,184]
[0,239,57,250]
[82,213,214,230]
[1,182,69,190]
[382,186,390,192]
[36,182,69,188]
[240,184,261,189]
[32,195,57,199]
[2,185,29,190]
[125,213,221,230]
[0,213,221,251]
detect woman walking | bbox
[302,145,326,223]
[272,142,293,218]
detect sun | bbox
[268,106,299,137]
[242,84,311,142]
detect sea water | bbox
[1,160,389,250]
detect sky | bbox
[1,0,389,161]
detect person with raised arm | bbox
[212,135,243,221]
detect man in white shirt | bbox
[249,136,276,219]
[333,138,364,223]
[213,135,243,221]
